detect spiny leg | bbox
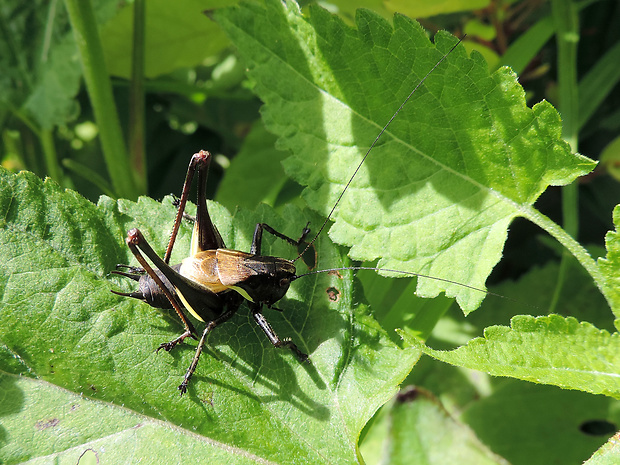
[252,308,308,362]
[179,305,239,395]
[171,195,196,222]
[164,150,225,264]
[250,222,311,254]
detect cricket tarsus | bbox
[156,330,195,353]
[114,264,144,276]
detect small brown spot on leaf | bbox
[328,270,343,279]
[326,287,340,302]
[396,386,421,403]
[35,418,60,430]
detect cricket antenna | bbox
[293,266,490,294]
[292,266,536,309]
[293,35,466,263]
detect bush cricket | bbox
[111,36,480,395]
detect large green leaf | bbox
[212,0,595,313]
[359,387,505,465]
[418,314,620,398]
[599,204,620,324]
[460,379,619,465]
[0,167,419,464]
[100,0,232,79]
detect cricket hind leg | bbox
[165,150,225,264]
[124,228,198,343]
[171,195,196,222]
[252,307,309,362]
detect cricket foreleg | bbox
[252,309,308,362]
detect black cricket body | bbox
[112,151,310,394]
[112,38,468,395]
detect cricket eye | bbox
[280,278,290,288]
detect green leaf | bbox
[462,380,619,465]
[0,166,420,464]
[585,432,620,465]
[418,314,620,398]
[216,121,287,210]
[358,271,454,342]
[0,374,279,464]
[599,204,620,324]
[407,359,619,465]
[359,387,505,465]
[213,0,595,312]
[100,0,232,79]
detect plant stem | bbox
[40,129,62,183]
[63,0,139,199]
[549,0,580,313]
[128,0,147,194]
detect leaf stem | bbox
[524,206,604,302]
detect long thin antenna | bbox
[293,36,465,263]
[293,266,537,309]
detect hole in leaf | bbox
[326,287,340,302]
[579,419,616,436]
